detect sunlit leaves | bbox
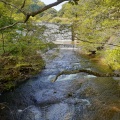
[104,48,120,70]
[104,0,120,7]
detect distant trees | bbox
[0,0,79,30]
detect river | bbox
[0,43,120,120]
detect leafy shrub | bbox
[104,48,120,70]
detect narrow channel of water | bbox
[0,45,120,120]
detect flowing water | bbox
[0,44,120,120]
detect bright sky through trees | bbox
[41,0,66,10]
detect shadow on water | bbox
[0,45,120,120]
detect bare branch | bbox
[75,36,120,47]
[51,69,120,82]
[0,22,23,31]
[0,0,69,30]
[21,0,26,9]
[0,0,79,30]
[24,14,31,23]
[1,0,26,15]
[30,0,67,17]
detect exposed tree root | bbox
[51,69,120,82]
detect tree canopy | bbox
[0,0,79,30]
[0,0,120,92]
[57,0,120,70]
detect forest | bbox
[0,0,120,120]
[0,0,120,91]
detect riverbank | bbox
[0,41,57,93]
[78,46,120,75]
[0,54,45,93]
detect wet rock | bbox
[57,74,79,81]
[1,48,120,120]
[19,105,42,120]
[67,92,73,97]
[33,89,67,105]
[45,103,74,120]
[63,98,91,106]
[75,81,98,97]
[40,69,60,76]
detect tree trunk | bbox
[1,32,5,54]
[71,24,75,41]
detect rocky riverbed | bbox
[0,46,120,120]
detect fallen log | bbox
[51,69,120,82]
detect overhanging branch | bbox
[75,36,120,47]
[30,0,67,17]
[1,0,26,15]
[0,21,23,31]
[0,0,69,30]
[51,69,120,82]
[21,0,26,9]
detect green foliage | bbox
[104,48,120,70]
[0,0,58,91]
[38,8,57,22]
[29,0,45,12]
[0,25,55,92]
[50,17,71,24]
[58,3,78,18]
[1,0,120,91]
[0,16,14,28]
[56,0,120,71]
